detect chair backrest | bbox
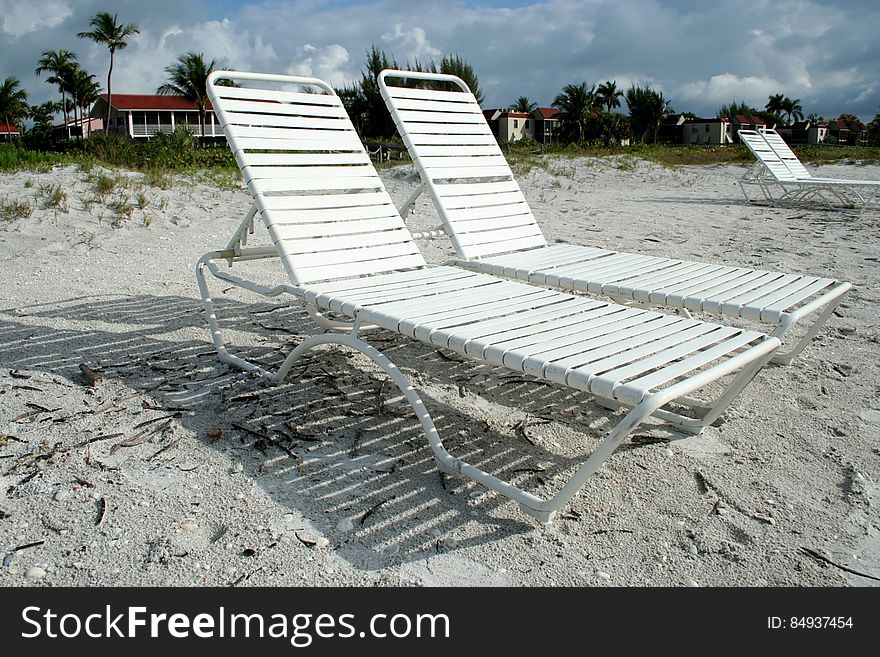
[378,69,546,260]
[762,128,812,179]
[737,129,799,182]
[207,71,425,285]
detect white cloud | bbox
[3,0,878,121]
[0,0,72,38]
[380,25,440,62]
[285,43,350,87]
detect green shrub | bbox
[1,199,33,221]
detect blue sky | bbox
[1,0,878,121]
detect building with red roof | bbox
[90,94,221,139]
[0,122,21,140]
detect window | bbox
[513,119,519,128]
[525,119,530,129]
[705,125,710,132]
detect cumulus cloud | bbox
[285,43,350,87]
[0,0,73,38]
[3,0,878,121]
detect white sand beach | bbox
[0,157,878,587]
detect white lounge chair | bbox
[377,69,851,365]
[197,70,779,523]
[738,129,879,215]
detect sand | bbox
[0,157,878,587]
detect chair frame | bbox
[738,129,878,216]
[196,70,780,523]
[377,69,851,365]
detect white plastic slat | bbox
[462,234,547,259]
[214,85,339,106]
[490,307,644,368]
[404,122,491,135]
[417,154,510,170]
[759,278,835,316]
[386,86,474,103]
[244,152,370,166]
[456,300,609,355]
[582,325,733,397]
[231,137,363,152]
[329,272,499,313]
[248,177,382,193]
[296,254,427,284]
[271,217,415,240]
[278,240,421,270]
[397,109,486,124]
[539,316,701,382]
[265,204,401,226]
[242,164,378,180]
[448,214,537,234]
[407,133,499,146]
[441,190,528,209]
[415,145,503,157]
[455,223,544,247]
[446,298,604,352]
[616,331,761,403]
[390,98,483,114]
[220,98,348,118]
[306,267,472,306]
[278,228,414,255]
[435,180,522,197]
[228,124,356,142]
[424,165,516,179]
[258,192,390,211]
[445,202,532,223]
[224,113,351,130]
[720,274,801,319]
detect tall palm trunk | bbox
[105,49,114,130]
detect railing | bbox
[130,124,224,138]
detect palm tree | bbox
[552,82,596,143]
[765,93,785,115]
[596,81,623,112]
[71,68,101,137]
[78,11,140,129]
[35,49,78,134]
[625,84,672,143]
[779,96,803,125]
[0,76,29,131]
[158,52,221,138]
[511,96,537,113]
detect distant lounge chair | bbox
[377,69,851,364]
[196,70,780,523]
[738,128,879,215]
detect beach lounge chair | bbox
[738,129,879,215]
[377,69,851,365]
[197,70,779,523]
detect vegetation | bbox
[0,76,29,129]
[158,52,225,137]
[553,82,596,143]
[625,84,672,142]
[78,11,140,129]
[512,96,537,113]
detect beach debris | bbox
[336,517,354,533]
[8,370,30,379]
[294,532,329,549]
[206,427,222,442]
[26,566,47,579]
[74,476,95,488]
[78,363,101,387]
[596,571,611,581]
[799,547,880,582]
[53,490,68,502]
[110,419,173,454]
[241,547,257,557]
[752,512,775,525]
[148,438,180,461]
[360,496,395,526]
[14,540,45,552]
[95,497,106,526]
[381,543,400,558]
[180,522,199,534]
[0,506,9,520]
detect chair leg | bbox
[769,285,850,364]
